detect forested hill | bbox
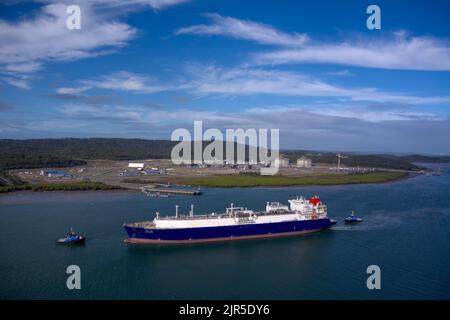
[0,138,176,170]
[1,138,447,171]
[398,154,450,163]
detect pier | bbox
[141,186,202,196]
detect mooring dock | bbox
[141,186,202,196]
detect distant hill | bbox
[1,138,445,172]
[398,154,450,163]
[0,138,176,171]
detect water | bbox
[1,164,449,299]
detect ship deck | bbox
[125,208,328,229]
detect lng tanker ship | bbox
[124,195,336,244]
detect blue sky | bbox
[1,0,450,154]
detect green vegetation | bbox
[399,154,450,163]
[0,138,176,171]
[0,171,26,186]
[0,181,121,193]
[179,171,408,188]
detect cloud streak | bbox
[56,65,450,106]
[65,0,190,10]
[176,15,450,71]
[254,34,450,71]
[9,102,444,153]
[184,65,450,105]
[57,71,170,94]
[175,13,309,47]
[35,0,190,11]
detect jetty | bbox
[141,186,202,196]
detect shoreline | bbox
[0,171,420,194]
[0,181,123,194]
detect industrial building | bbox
[274,156,290,167]
[128,163,145,171]
[39,169,72,178]
[297,156,312,168]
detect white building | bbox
[297,156,312,168]
[128,163,145,171]
[274,156,290,167]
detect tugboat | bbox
[56,228,86,245]
[344,211,363,224]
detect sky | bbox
[0,0,450,154]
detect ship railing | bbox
[156,208,321,221]
[234,214,257,223]
[266,209,290,214]
[159,210,258,220]
[267,202,288,208]
[226,207,246,215]
[296,210,327,219]
[161,213,228,220]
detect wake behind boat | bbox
[124,195,336,244]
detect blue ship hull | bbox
[124,218,336,244]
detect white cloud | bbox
[54,64,450,106]
[0,3,137,89]
[296,106,444,123]
[57,71,170,94]
[175,13,309,47]
[99,0,190,10]
[37,0,190,11]
[59,102,445,128]
[49,102,450,153]
[0,73,32,89]
[254,34,450,71]
[328,70,353,77]
[0,0,190,89]
[185,64,349,97]
[4,101,446,152]
[56,86,91,95]
[185,64,450,105]
[176,15,450,71]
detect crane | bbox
[336,153,348,171]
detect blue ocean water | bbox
[0,164,449,299]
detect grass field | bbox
[179,171,408,187]
[0,181,122,193]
